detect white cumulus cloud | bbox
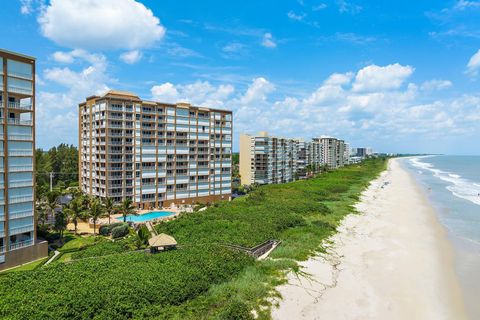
[119,50,143,64]
[151,81,235,108]
[38,0,165,50]
[421,79,453,91]
[352,63,414,92]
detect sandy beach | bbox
[272,158,467,320]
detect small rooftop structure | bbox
[148,233,177,253]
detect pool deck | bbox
[97,205,193,225]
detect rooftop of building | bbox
[80,89,232,113]
[0,48,35,61]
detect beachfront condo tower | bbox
[239,132,299,186]
[240,132,347,186]
[314,136,346,169]
[79,90,232,209]
[0,49,48,271]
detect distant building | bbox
[354,147,374,158]
[240,132,348,186]
[314,136,346,169]
[239,132,298,186]
[0,49,48,271]
[79,90,232,209]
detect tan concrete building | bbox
[79,91,232,209]
[315,136,346,169]
[241,132,348,186]
[0,49,48,271]
[240,132,298,186]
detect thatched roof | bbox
[148,233,177,247]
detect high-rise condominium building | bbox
[0,49,47,271]
[239,132,298,186]
[315,136,346,169]
[79,90,232,209]
[240,132,347,186]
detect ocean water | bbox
[402,155,480,318]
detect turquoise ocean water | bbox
[402,155,480,318]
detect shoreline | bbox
[271,158,467,320]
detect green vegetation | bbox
[57,234,96,252]
[35,144,78,197]
[0,158,386,319]
[0,257,49,274]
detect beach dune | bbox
[272,158,467,320]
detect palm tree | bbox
[104,197,116,224]
[88,198,105,236]
[45,191,60,224]
[36,203,48,227]
[64,198,84,235]
[54,210,68,244]
[119,198,136,223]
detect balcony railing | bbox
[5,118,32,126]
[9,196,34,204]
[9,211,33,219]
[8,134,33,141]
[8,165,33,172]
[7,102,33,111]
[8,150,33,156]
[9,238,34,251]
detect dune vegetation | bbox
[0,158,386,320]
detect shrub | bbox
[99,222,126,236]
[217,299,253,320]
[137,225,150,245]
[111,224,129,239]
[99,225,110,236]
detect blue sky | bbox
[1,0,480,154]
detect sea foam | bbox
[410,157,480,206]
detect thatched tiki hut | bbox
[149,233,177,253]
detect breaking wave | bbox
[409,157,480,206]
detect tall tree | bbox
[88,198,105,236]
[64,198,84,235]
[119,198,136,223]
[45,191,60,224]
[54,211,68,244]
[104,197,116,224]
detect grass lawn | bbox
[0,257,49,274]
[57,233,97,252]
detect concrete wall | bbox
[0,241,48,271]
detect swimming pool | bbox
[119,211,175,223]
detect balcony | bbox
[8,165,33,172]
[8,134,33,141]
[9,211,33,219]
[9,238,34,251]
[0,245,4,253]
[8,150,33,156]
[7,102,33,111]
[9,195,34,204]
[5,118,32,126]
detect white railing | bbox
[6,118,32,125]
[0,245,5,253]
[7,102,33,111]
[8,150,33,156]
[8,181,33,188]
[8,135,33,141]
[9,211,33,220]
[8,196,33,204]
[9,238,34,251]
[8,165,33,172]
